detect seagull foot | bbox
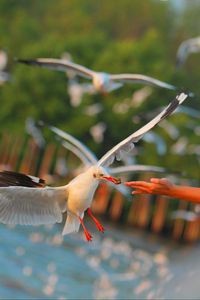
[85,230,93,242]
[87,208,105,233]
[79,216,93,242]
[96,222,105,233]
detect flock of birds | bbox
[0,35,199,242]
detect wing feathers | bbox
[17,58,94,79]
[110,73,176,90]
[98,92,189,167]
[0,170,45,188]
[0,185,67,225]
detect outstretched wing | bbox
[0,171,67,225]
[97,92,189,167]
[176,41,191,68]
[176,37,200,68]
[110,73,176,90]
[48,125,98,165]
[17,58,94,79]
[109,164,166,175]
[62,140,92,167]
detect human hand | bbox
[125,178,174,196]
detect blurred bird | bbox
[0,50,8,71]
[17,57,177,93]
[25,117,46,148]
[171,210,200,222]
[0,92,188,241]
[176,36,200,68]
[0,49,10,84]
[61,52,95,106]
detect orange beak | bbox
[102,175,121,185]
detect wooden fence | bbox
[0,132,199,242]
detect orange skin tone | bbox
[125,178,200,204]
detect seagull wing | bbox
[97,92,188,167]
[48,125,98,165]
[110,73,176,90]
[17,58,94,79]
[109,164,166,175]
[62,140,92,167]
[176,37,200,68]
[171,210,198,222]
[176,41,191,68]
[0,171,67,225]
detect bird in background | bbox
[0,92,188,241]
[0,49,11,85]
[171,209,200,222]
[17,57,177,93]
[61,52,95,106]
[176,36,200,69]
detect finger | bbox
[160,178,170,184]
[150,178,160,183]
[125,181,150,187]
[132,190,144,195]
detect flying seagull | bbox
[0,92,188,241]
[176,36,200,69]
[0,49,11,85]
[17,57,177,93]
[171,210,200,222]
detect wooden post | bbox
[92,183,110,215]
[109,191,124,221]
[151,196,168,233]
[172,201,188,240]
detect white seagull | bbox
[176,36,200,68]
[171,210,200,222]
[0,49,10,85]
[61,52,95,106]
[17,57,176,93]
[0,92,188,241]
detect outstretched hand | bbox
[125,178,174,196]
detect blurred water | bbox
[0,219,199,299]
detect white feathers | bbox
[62,212,81,235]
[97,92,189,167]
[0,186,67,225]
[176,36,200,68]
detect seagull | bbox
[171,210,200,222]
[17,57,177,93]
[61,52,95,106]
[0,50,8,71]
[0,49,10,85]
[176,36,200,68]
[0,92,188,241]
[25,117,46,148]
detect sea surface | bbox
[0,218,199,299]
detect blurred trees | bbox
[0,0,199,180]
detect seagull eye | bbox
[93,174,97,178]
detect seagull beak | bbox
[102,175,121,185]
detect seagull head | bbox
[91,166,121,185]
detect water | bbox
[0,219,199,299]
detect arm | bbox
[125,178,200,204]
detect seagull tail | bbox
[62,213,80,235]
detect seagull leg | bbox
[87,208,105,233]
[78,216,92,242]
